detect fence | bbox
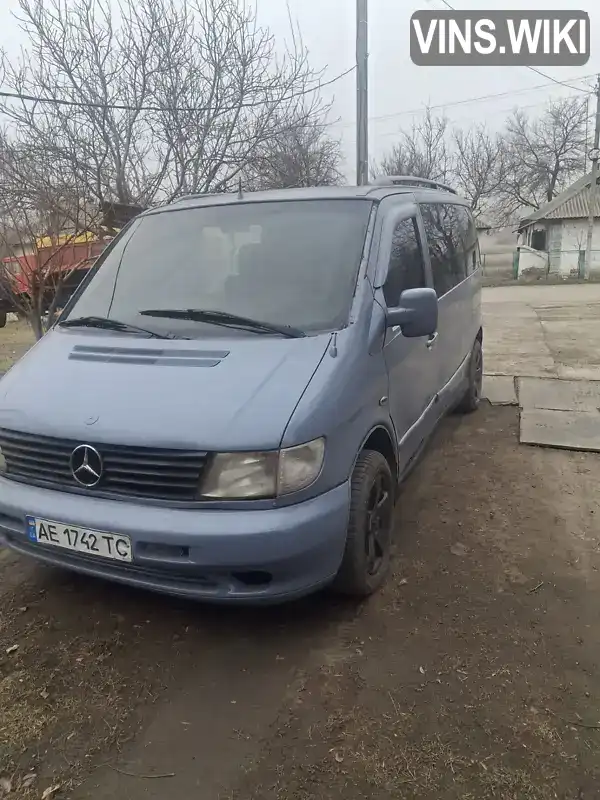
[481,249,600,285]
[517,248,600,281]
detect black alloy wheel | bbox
[333,449,395,597]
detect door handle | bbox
[426,332,439,349]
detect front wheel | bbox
[455,338,483,414]
[332,449,395,598]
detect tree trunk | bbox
[28,311,44,341]
[45,291,62,331]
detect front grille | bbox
[0,428,208,502]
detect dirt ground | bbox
[1,405,600,799]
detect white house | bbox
[517,173,600,277]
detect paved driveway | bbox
[483,283,600,381]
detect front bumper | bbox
[0,477,351,604]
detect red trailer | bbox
[0,237,111,327]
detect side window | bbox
[457,206,479,275]
[382,217,426,308]
[420,203,468,297]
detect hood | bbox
[0,328,331,450]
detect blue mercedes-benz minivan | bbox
[0,177,482,603]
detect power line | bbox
[0,66,356,114]
[525,66,591,94]
[331,72,595,130]
[345,86,592,145]
[428,0,592,94]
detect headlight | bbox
[201,437,325,500]
[201,451,278,499]
[0,446,6,473]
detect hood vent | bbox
[69,344,230,367]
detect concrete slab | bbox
[482,353,555,379]
[517,377,600,412]
[482,375,518,405]
[482,302,541,320]
[520,408,600,452]
[482,297,557,379]
[483,287,600,378]
[483,283,600,306]
[557,365,600,381]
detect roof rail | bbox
[370,175,457,195]
[171,193,210,204]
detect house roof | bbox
[518,173,600,228]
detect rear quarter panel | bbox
[437,269,481,389]
[467,262,483,349]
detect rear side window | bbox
[383,217,426,308]
[420,203,468,297]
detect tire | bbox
[332,449,395,598]
[0,311,6,329]
[455,338,483,414]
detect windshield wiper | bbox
[139,308,306,338]
[59,315,179,340]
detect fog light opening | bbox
[231,571,272,587]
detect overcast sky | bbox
[1,0,598,180]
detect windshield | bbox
[65,199,372,337]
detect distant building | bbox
[517,173,600,277]
[475,219,493,235]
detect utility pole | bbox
[584,74,600,280]
[356,0,368,185]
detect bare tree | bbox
[372,109,452,183]
[0,132,105,338]
[243,114,343,190]
[0,0,332,207]
[500,96,588,215]
[452,125,506,220]
[152,1,334,198]
[372,97,589,225]
[373,111,506,221]
[0,0,165,207]
[0,0,334,334]
[0,219,105,341]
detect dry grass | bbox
[0,673,52,751]
[0,318,35,371]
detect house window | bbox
[531,229,546,251]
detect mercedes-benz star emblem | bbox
[70,444,103,487]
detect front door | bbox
[377,206,439,470]
[548,223,562,274]
[419,202,470,394]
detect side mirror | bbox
[386,287,438,338]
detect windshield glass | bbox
[65,199,372,337]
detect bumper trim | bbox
[0,478,351,604]
[0,533,338,604]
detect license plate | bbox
[25,516,133,562]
